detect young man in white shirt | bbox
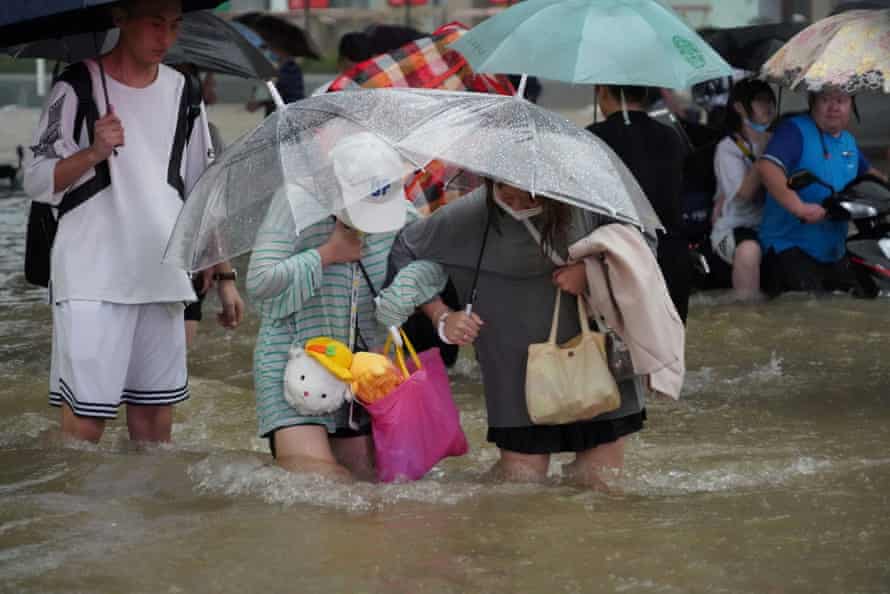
[24,0,244,443]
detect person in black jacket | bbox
[588,84,692,323]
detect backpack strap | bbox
[55,62,111,218]
[167,70,204,199]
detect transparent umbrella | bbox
[165,88,661,272]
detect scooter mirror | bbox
[788,170,818,191]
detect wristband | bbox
[437,311,455,345]
[213,271,237,282]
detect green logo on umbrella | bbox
[672,35,705,69]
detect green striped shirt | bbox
[247,195,415,436]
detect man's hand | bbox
[216,281,244,329]
[90,106,124,161]
[317,220,362,266]
[552,262,588,296]
[795,201,826,224]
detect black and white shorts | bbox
[49,301,189,418]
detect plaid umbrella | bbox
[328,23,514,213]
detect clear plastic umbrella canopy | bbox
[165,88,661,272]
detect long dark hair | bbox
[484,179,571,257]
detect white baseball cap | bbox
[330,132,408,234]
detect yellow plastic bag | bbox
[525,290,621,425]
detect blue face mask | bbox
[745,118,770,133]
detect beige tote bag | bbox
[525,290,621,425]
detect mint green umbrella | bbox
[450,0,732,89]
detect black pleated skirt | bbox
[487,410,646,455]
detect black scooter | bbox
[788,170,890,295]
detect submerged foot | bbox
[483,459,552,485]
[560,460,615,492]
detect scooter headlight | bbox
[839,201,878,219]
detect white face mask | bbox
[493,191,543,221]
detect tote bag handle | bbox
[383,326,423,379]
[546,289,594,345]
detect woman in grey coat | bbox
[376,180,646,486]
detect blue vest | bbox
[759,115,860,262]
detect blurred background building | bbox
[217,0,880,56]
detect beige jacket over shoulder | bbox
[568,224,685,400]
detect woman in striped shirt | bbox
[247,134,412,481]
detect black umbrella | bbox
[235,14,320,60]
[831,0,890,13]
[166,11,277,79]
[0,0,223,48]
[363,24,426,56]
[6,11,277,81]
[1,0,226,148]
[701,22,805,71]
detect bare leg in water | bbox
[485,450,551,483]
[562,437,626,491]
[270,425,353,482]
[61,404,105,443]
[331,434,375,482]
[732,240,763,300]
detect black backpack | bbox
[24,63,203,287]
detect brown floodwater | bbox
[2,182,890,594]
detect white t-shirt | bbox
[711,135,764,242]
[25,61,211,304]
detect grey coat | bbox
[381,188,645,428]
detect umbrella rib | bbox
[526,101,538,196]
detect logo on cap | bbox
[369,179,392,199]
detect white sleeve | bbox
[23,81,86,205]
[714,139,748,206]
[183,102,212,197]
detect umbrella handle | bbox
[266,80,285,111]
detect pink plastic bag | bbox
[365,343,469,483]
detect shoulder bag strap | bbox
[168,70,203,199]
[546,289,562,344]
[56,62,111,218]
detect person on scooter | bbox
[756,87,886,296]
[710,78,776,299]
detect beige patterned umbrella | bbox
[762,9,890,93]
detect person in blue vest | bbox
[756,88,886,296]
